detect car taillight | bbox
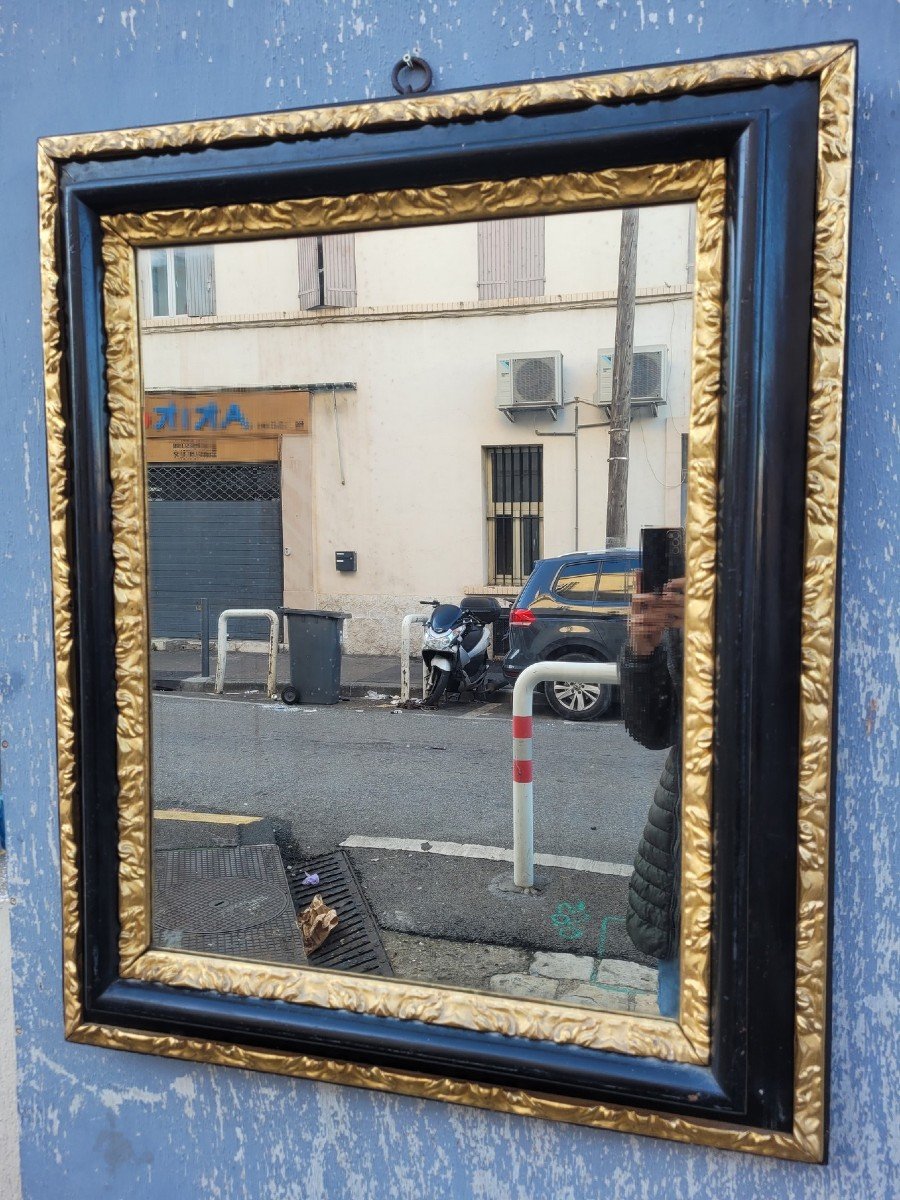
[510,608,536,626]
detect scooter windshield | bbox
[430,603,463,633]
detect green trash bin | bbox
[279,608,351,705]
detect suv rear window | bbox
[551,559,600,603]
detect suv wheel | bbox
[544,652,612,721]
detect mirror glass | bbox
[140,202,695,1018]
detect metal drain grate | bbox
[286,851,393,977]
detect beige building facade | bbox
[140,206,695,653]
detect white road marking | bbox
[339,835,632,877]
[153,692,581,727]
[457,702,506,719]
[154,693,310,710]
[450,712,511,723]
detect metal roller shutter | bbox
[148,463,284,640]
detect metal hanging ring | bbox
[391,55,433,95]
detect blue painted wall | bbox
[1,3,896,1196]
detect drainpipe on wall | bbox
[535,399,607,552]
[332,384,346,486]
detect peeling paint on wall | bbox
[1,2,898,1197]
[0,861,23,1200]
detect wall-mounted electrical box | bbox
[335,550,357,572]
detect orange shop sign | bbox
[144,389,311,439]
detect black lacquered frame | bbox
[41,43,854,1160]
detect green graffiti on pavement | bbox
[550,900,590,940]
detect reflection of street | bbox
[151,693,665,862]
[151,693,667,1012]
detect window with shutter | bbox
[146,246,215,317]
[477,217,545,300]
[184,246,215,316]
[297,237,320,309]
[297,234,357,309]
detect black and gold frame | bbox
[39,42,854,1160]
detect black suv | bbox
[501,549,640,720]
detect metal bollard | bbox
[199,596,210,678]
[511,660,619,888]
[399,613,428,704]
[214,609,279,697]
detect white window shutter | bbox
[322,233,357,307]
[478,221,510,300]
[138,254,152,317]
[478,218,544,299]
[297,236,320,309]
[511,217,544,297]
[184,245,215,316]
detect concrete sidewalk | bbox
[151,645,418,697]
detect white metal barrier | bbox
[511,660,619,888]
[214,608,279,697]
[399,613,428,704]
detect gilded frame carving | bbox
[39,41,855,1161]
[100,157,723,1066]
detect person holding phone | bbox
[619,529,685,1019]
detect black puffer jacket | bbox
[619,633,682,960]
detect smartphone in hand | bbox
[640,527,685,594]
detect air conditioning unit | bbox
[497,352,563,421]
[597,345,668,419]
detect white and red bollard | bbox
[511,660,619,888]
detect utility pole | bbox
[605,208,639,549]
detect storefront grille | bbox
[147,462,281,502]
[146,461,284,638]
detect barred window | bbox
[485,446,543,586]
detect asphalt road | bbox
[151,693,667,866]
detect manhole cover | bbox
[156,875,289,934]
[153,844,306,964]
